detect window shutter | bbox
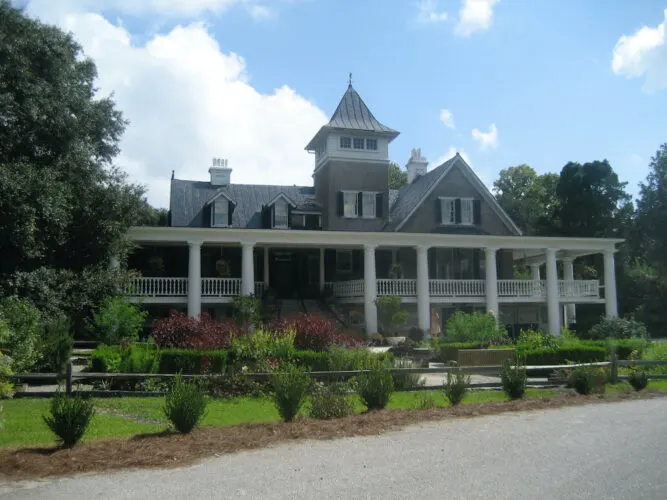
[436,199,442,223]
[337,191,344,216]
[375,193,383,218]
[473,199,482,225]
[228,201,234,227]
[287,204,293,228]
[261,206,271,228]
[271,205,275,228]
[455,198,462,224]
[357,192,363,217]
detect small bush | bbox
[119,343,159,374]
[0,353,15,399]
[89,296,147,344]
[328,346,392,372]
[163,374,208,433]
[391,358,425,391]
[0,296,42,373]
[272,364,311,422]
[43,392,95,448]
[268,313,339,351]
[230,329,295,367]
[309,383,354,420]
[356,366,394,410]
[500,358,527,399]
[152,310,242,350]
[517,329,559,351]
[628,370,649,391]
[586,316,648,341]
[157,349,228,374]
[568,366,606,395]
[521,345,606,365]
[418,394,437,410]
[40,314,73,374]
[444,311,507,344]
[443,368,470,406]
[90,344,123,373]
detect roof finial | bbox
[348,72,352,87]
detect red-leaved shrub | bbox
[268,313,353,351]
[152,310,244,350]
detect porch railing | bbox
[126,277,188,297]
[430,279,485,297]
[498,279,545,297]
[201,278,241,297]
[332,279,365,298]
[559,279,600,297]
[377,279,417,296]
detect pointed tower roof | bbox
[305,84,399,151]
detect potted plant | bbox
[215,259,231,277]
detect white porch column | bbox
[241,242,255,296]
[545,248,560,336]
[363,245,378,335]
[562,257,576,325]
[263,247,270,287]
[604,249,618,318]
[319,248,325,293]
[416,245,430,337]
[530,263,541,281]
[485,247,499,322]
[187,241,202,318]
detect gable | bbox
[396,160,521,236]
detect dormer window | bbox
[212,199,229,227]
[366,138,377,150]
[274,198,289,229]
[353,137,364,149]
[340,137,351,149]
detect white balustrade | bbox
[333,279,365,298]
[429,279,485,297]
[201,278,241,297]
[377,279,416,296]
[125,277,188,296]
[498,280,546,297]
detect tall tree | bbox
[0,2,151,332]
[492,164,558,235]
[389,162,408,189]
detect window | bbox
[343,191,358,218]
[440,197,456,225]
[353,137,365,149]
[366,138,377,150]
[212,198,228,227]
[460,198,473,225]
[274,198,289,229]
[362,192,376,218]
[336,250,353,273]
[290,213,305,228]
[340,137,351,149]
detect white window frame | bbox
[353,137,365,150]
[336,250,354,274]
[361,191,376,218]
[343,191,358,218]
[273,198,289,229]
[460,198,474,225]
[212,198,229,227]
[366,138,377,150]
[340,136,351,149]
[440,197,456,225]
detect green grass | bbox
[0,399,162,449]
[606,379,667,394]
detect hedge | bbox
[519,345,607,365]
[437,342,513,363]
[156,349,229,374]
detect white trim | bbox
[206,190,235,205]
[266,192,297,208]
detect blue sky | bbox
[22,0,667,207]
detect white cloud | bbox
[439,108,455,129]
[23,3,328,208]
[471,123,499,150]
[611,9,667,92]
[416,0,448,24]
[454,0,499,37]
[434,146,472,168]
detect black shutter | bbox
[287,204,293,228]
[455,198,462,224]
[436,198,442,223]
[473,199,482,225]
[271,205,275,228]
[375,193,383,218]
[357,192,363,217]
[228,201,234,227]
[337,192,344,216]
[261,206,271,228]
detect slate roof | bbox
[387,156,458,229]
[327,85,399,134]
[170,179,319,228]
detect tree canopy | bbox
[389,162,408,189]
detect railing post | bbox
[610,354,618,384]
[66,361,73,394]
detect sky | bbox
[17,0,667,208]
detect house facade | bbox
[126,84,621,337]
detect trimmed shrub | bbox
[152,310,242,350]
[444,311,507,344]
[500,358,527,399]
[157,349,228,374]
[628,370,649,391]
[163,374,208,433]
[89,296,147,344]
[521,345,606,365]
[0,296,42,373]
[43,392,95,448]
[328,346,392,372]
[586,316,648,341]
[309,383,354,420]
[443,368,470,406]
[90,344,123,373]
[40,314,73,374]
[609,339,649,360]
[391,358,425,391]
[356,366,394,410]
[119,344,159,374]
[517,329,559,351]
[568,366,606,395]
[292,350,331,371]
[437,342,488,363]
[229,329,295,367]
[0,353,15,399]
[272,364,311,422]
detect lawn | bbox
[1,381,664,450]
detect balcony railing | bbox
[127,277,266,299]
[430,279,485,297]
[377,279,416,296]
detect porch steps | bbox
[279,299,305,319]
[302,299,349,328]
